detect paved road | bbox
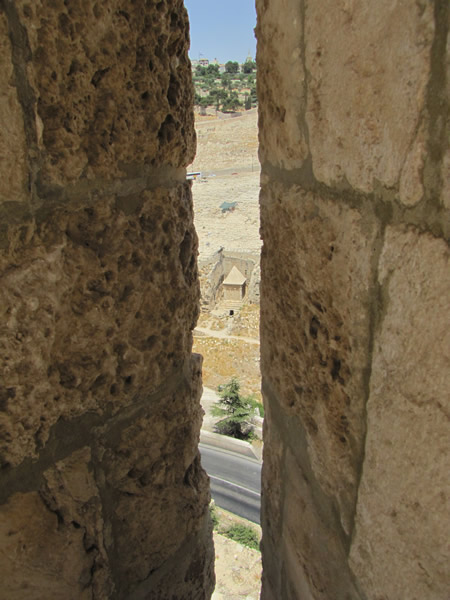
[199,443,261,524]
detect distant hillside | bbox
[192,61,257,113]
[187,108,258,173]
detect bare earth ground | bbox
[213,532,261,600]
[194,331,260,401]
[190,110,262,597]
[188,109,259,173]
[188,109,261,262]
[193,172,261,259]
[212,505,262,600]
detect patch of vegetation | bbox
[248,396,264,418]
[224,524,260,550]
[210,503,261,551]
[193,60,258,112]
[212,377,258,440]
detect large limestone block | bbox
[0,12,28,206]
[0,491,94,599]
[14,0,195,185]
[0,184,199,467]
[255,0,308,169]
[260,183,378,533]
[41,447,113,598]
[280,449,361,600]
[93,356,214,597]
[442,147,450,210]
[305,0,434,194]
[261,401,361,600]
[350,227,450,599]
[260,400,288,597]
[442,31,450,210]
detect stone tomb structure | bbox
[0,1,448,599]
[222,265,246,303]
[198,249,259,312]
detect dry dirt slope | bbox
[188,109,258,173]
[189,109,261,261]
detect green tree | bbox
[242,61,256,74]
[221,72,232,89]
[225,60,239,74]
[207,88,228,110]
[222,91,242,112]
[206,63,220,76]
[195,65,207,77]
[198,96,210,114]
[212,377,254,439]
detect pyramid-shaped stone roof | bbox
[223,266,246,286]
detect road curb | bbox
[200,430,260,460]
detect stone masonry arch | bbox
[0,1,448,599]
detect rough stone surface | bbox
[255,0,308,170]
[0,2,214,598]
[97,361,208,589]
[0,491,94,599]
[41,447,113,598]
[261,399,362,600]
[442,31,450,210]
[399,120,427,207]
[349,227,450,600]
[257,2,449,599]
[305,0,434,192]
[0,12,28,206]
[1,0,449,598]
[247,263,261,304]
[0,185,199,468]
[281,448,360,600]
[260,401,286,598]
[260,182,377,533]
[442,147,450,209]
[14,0,195,186]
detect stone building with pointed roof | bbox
[222,266,246,302]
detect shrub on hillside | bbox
[225,524,260,550]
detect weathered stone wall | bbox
[256,1,449,599]
[0,1,214,598]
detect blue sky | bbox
[183,1,257,64]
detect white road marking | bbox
[209,475,261,497]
